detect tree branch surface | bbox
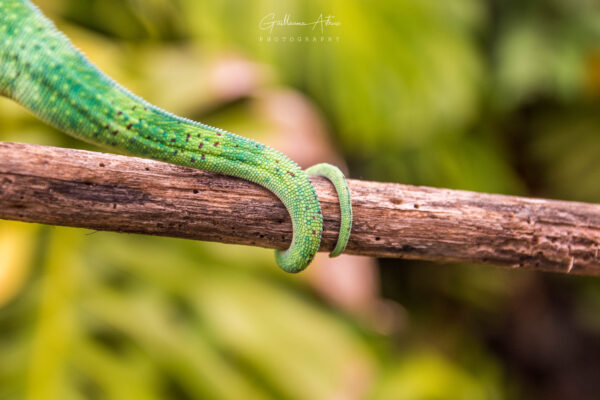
[1,141,600,276]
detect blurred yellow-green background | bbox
[2,0,600,399]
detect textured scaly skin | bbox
[305,163,352,257]
[0,0,352,273]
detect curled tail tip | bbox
[328,246,345,258]
[274,249,314,273]
[328,230,351,258]
[306,162,353,260]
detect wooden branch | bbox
[1,141,600,276]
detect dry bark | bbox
[1,141,600,276]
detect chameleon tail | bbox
[0,0,353,273]
[305,163,352,257]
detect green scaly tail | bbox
[0,0,352,273]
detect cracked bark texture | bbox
[1,141,600,276]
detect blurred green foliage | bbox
[2,0,600,399]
